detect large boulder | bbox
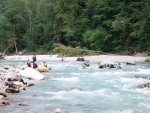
[137,82,150,88]
[18,67,44,80]
[0,93,7,98]
[77,57,85,61]
[99,60,121,68]
[126,62,136,65]
[145,57,150,62]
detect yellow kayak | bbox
[82,65,92,69]
[36,67,49,72]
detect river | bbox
[1,60,150,113]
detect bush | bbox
[51,43,97,57]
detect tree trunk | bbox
[3,45,12,56]
[14,39,18,55]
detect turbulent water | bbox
[1,60,150,113]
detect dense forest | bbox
[0,0,150,55]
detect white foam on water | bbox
[47,87,121,102]
[138,102,150,108]
[105,79,116,84]
[104,71,124,75]
[71,72,82,76]
[52,66,65,71]
[51,77,79,82]
[43,89,82,101]
[50,94,65,100]
[95,88,121,98]
[118,77,145,92]
[43,90,71,100]
[120,77,135,83]
[135,78,149,83]
[138,68,150,74]
[132,95,146,100]
[135,88,150,94]
[86,71,124,78]
[55,72,63,75]
[122,84,136,91]
[51,63,70,70]
[90,72,102,76]
[118,78,136,90]
[45,88,116,98]
[122,68,150,76]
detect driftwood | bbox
[79,49,111,55]
[0,45,13,59]
[19,47,27,55]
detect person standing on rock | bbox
[32,55,36,63]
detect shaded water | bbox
[0,60,150,113]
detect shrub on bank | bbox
[51,43,97,57]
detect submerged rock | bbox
[99,60,121,69]
[118,109,134,113]
[0,101,10,107]
[126,62,136,65]
[137,82,150,88]
[27,83,34,87]
[5,88,20,93]
[77,57,85,61]
[134,75,150,80]
[50,108,64,113]
[0,93,7,98]
[145,57,150,62]
[18,103,29,106]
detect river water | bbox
[1,60,150,113]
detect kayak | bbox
[36,67,49,72]
[59,60,69,62]
[82,65,92,69]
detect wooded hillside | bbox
[0,0,150,55]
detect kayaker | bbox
[43,62,47,68]
[83,60,90,67]
[61,54,65,61]
[61,57,64,61]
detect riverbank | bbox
[0,64,45,107]
[4,54,148,63]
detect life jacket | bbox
[33,63,38,69]
[44,63,47,67]
[27,62,31,67]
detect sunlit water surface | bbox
[0,60,150,113]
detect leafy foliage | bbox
[0,0,149,55]
[52,43,97,56]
